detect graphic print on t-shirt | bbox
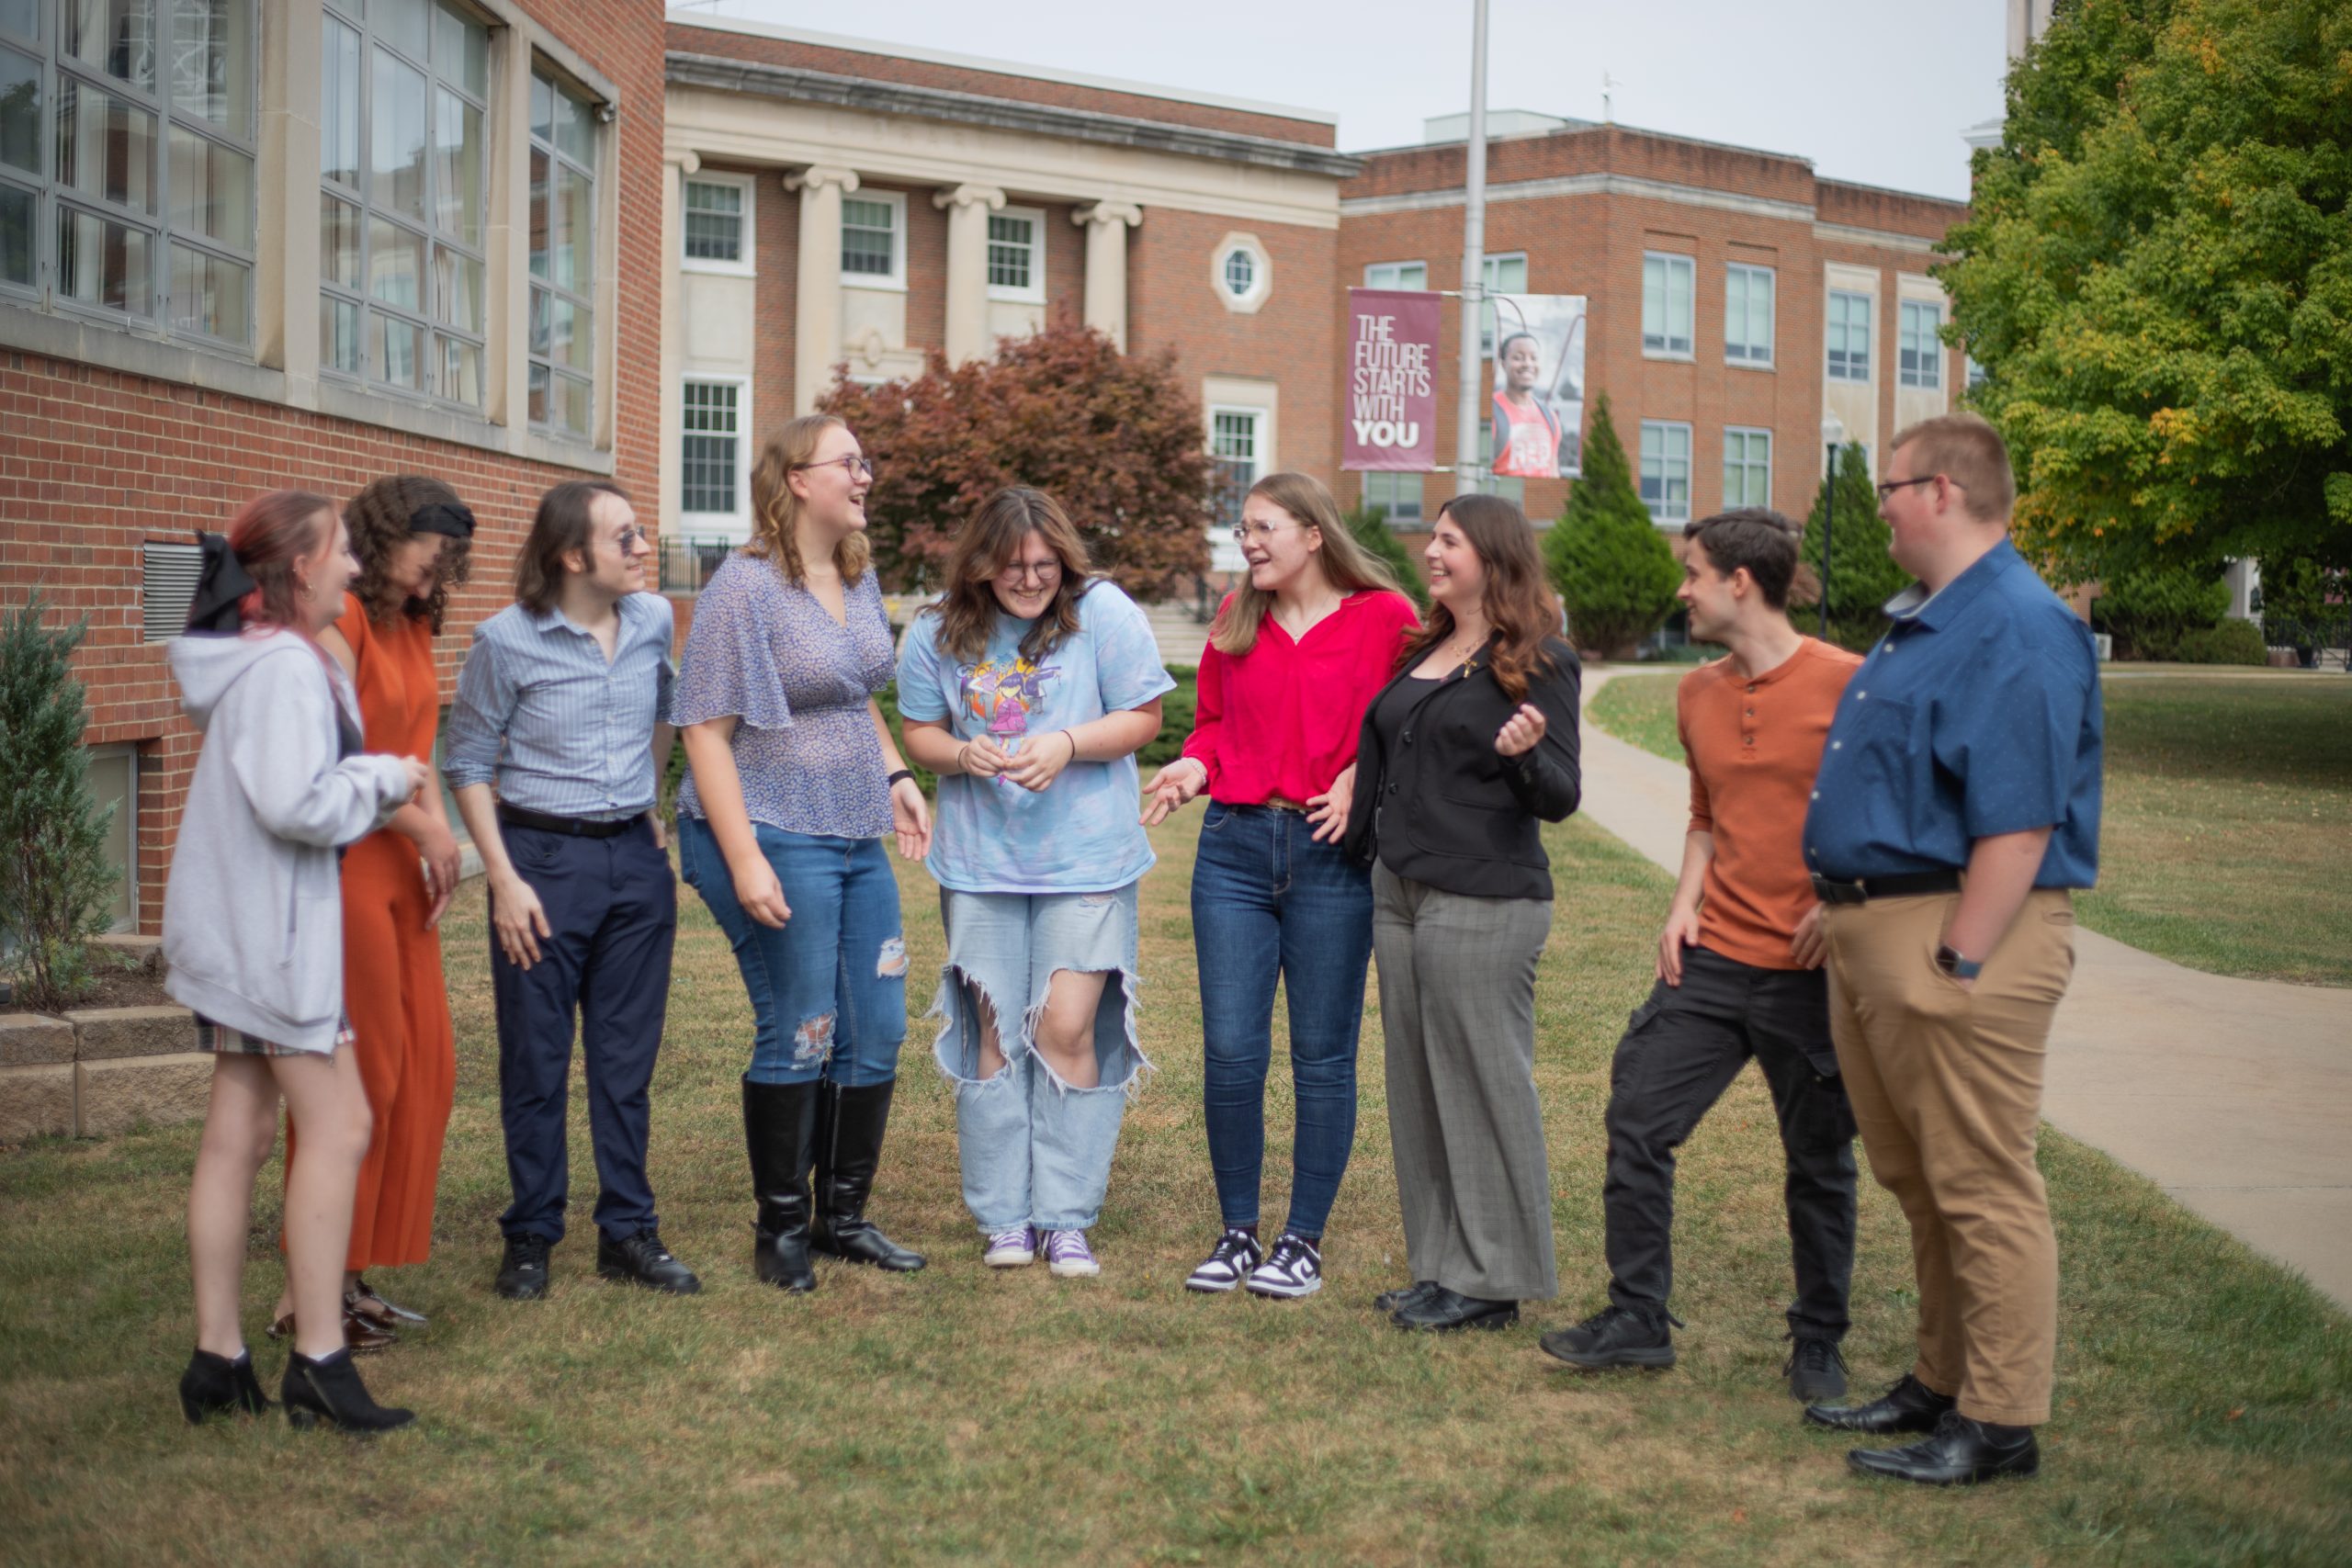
[962,655,1061,750]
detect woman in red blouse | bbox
[1143,472,1419,1300]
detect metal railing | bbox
[658,535,742,595]
[2262,616,2351,671]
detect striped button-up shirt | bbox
[442,592,675,819]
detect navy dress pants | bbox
[490,819,676,1244]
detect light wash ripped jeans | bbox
[933,883,1148,1233]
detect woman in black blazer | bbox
[1344,493,1581,1331]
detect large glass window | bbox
[320,0,488,406]
[1642,252,1693,357]
[1724,263,1773,367]
[1639,420,1691,524]
[1363,470,1421,524]
[1899,299,1942,389]
[841,192,899,283]
[680,378,741,517]
[1724,427,1771,508]
[986,206,1043,301]
[1211,407,1262,532]
[1477,250,1525,356]
[1364,259,1426,290]
[2,0,255,341]
[528,62,596,438]
[683,175,745,265]
[1826,289,1872,382]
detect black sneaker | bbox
[1784,1334,1849,1402]
[597,1228,702,1294]
[495,1235,552,1301]
[1183,1227,1264,1293]
[1537,1303,1680,1369]
[1244,1235,1323,1299]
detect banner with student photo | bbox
[1342,288,1440,471]
[1488,293,1587,479]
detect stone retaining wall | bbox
[0,1004,210,1142]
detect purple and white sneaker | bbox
[983,1226,1036,1268]
[1043,1229,1100,1278]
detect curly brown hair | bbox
[1396,493,1562,701]
[344,474,473,631]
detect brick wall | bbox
[3,0,667,935]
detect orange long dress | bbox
[291,592,458,1270]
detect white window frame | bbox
[1899,299,1943,389]
[1724,262,1774,368]
[1212,231,1271,314]
[1477,250,1526,356]
[85,742,139,932]
[1826,288,1873,383]
[526,59,598,442]
[1209,404,1266,531]
[1724,426,1772,509]
[1639,419,1692,525]
[1362,470,1422,525]
[1364,259,1427,290]
[1642,251,1694,360]
[840,188,906,291]
[984,203,1046,304]
[681,170,753,276]
[678,373,750,532]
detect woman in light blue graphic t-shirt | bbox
[896,487,1174,1280]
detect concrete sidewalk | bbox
[1574,668,2352,1312]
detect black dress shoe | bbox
[1804,1371,1956,1434]
[1537,1303,1679,1369]
[1849,1410,2040,1485]
[1373,1280,1438,1314]
[1391,1287,1518,1333]
[495,1235,553,1302]
[597,1228,703,1294]
[178,1348,270,1423]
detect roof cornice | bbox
[665,52,1363,180]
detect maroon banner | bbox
[1342,288,1440,471]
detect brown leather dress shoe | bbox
[349,1278,428,1327]
[266,1308,396,1354]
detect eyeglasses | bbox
[1874,474,1959,502]
[998,558,1063,587]
[612,525,647,550]
[1229,520,1303,545]
[793,454,876,479]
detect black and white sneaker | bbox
[1183,1228,1264,1293]
[1244,1234,1323,1299]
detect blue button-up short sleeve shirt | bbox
[1803,538,2102,887]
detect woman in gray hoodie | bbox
[166,490,428,1432]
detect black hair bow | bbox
[184,531,256,634]
[410,501,476,540]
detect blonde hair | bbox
[1208,472,1404,657]
[746,414,872,584]
[1891,412,2015,524]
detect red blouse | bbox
[1183,589,1420,805]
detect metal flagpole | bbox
[1454,0,1489,493]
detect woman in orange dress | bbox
[270,476,470,1348]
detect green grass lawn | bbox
[1588,670,2352,987]
[3,818,2347,1563]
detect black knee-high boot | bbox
[810,1078,927,1272]
[743,1077,818,1292]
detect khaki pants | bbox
[1823,889,2075,1427]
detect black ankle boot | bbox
[282,1348,414,1432]
[742,1077,818,1293]
[811,1078,927,1272]
[179,1348,269,1423]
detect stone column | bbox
[786,164,859,414]
[254,0,322,390]
[934,183,1006,366]
[1073,201,1142,352]
[656,151,698,536]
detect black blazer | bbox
[1342,636,1582,900]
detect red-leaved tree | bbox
[819,324,1214,596]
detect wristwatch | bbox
[1934,943,1983,981]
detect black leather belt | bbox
[497,804,647,840]
[1810,869,1963,906]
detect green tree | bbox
[1793,442,1911,650]
[1939,0,2352,581]
[820,324,1215,597]
[1543,393,1680,657]
[2091,560,2229,659]
[1340,499,1431,611]
[0,591,118,1010]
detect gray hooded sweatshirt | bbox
[164,628,414,1053]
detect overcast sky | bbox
[666,0,2007,202]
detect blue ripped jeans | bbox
[677,815,909,1087]
[933,884,1146,1233]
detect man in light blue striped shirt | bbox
[445,479,700,1302]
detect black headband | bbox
[409,501,476,540]
[184,531,257,634]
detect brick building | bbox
[3,0,668,935]
[1339,113,1970,536]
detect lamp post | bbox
[1819,412,1846,638]
[1453,0,1490,493]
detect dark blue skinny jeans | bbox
[1193,802,1374,1239]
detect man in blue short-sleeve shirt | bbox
[1796,414,2101,1488]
